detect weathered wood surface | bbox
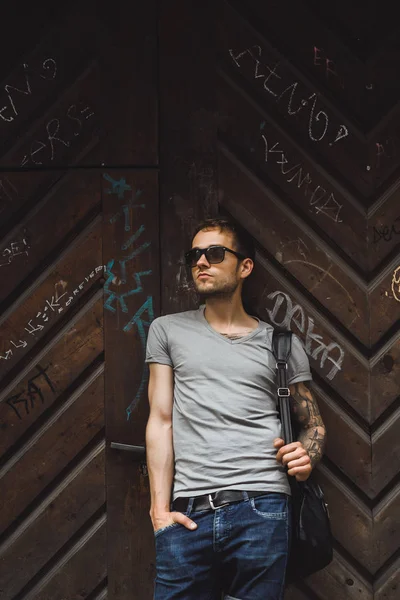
[0,0,399,599]
[103,169,159,600]
[159,0,218,315]
[0,0,156,598]
[216,1,400,598]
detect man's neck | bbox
[203,296,258,334]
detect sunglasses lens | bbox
[185,249,200,266]
[185,246,226,266]
[206,247,225,263]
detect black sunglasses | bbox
[185,245,246,267]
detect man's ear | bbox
[240,258,254,279]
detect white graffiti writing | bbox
[0,238,29,267]
[261,131,343,223]
[392,266,400,302]
[267,290,344,380]
[0,59,57,124]
[229,45,349,146]
[21,103,95,166]
[0,265,105,363]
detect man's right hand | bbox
[151,511,198,533]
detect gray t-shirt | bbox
[146,306,312,499]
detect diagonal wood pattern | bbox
[0,1,157,599]
[0,1,399,599]
[218,1,400,597]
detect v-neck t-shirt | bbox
[145,306,312,499]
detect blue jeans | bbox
[154,492,291,600]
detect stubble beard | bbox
[194,278,239,301]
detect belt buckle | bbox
[208,493,230,510]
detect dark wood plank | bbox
[106,450,154,599]
[368,197,400,271]
[32,517,106,600]
[0,0,157,171]
[306,553,372,600]
[159,0,218,316]
[0,300,103,456]
[316,467,374,572]
[0,370,104,535]
[102,170,159,600]
[315,385,371,495]
[369,275,400,346]
[0,219,103,379]
[371,408,400,495]
[0,443,105,598]
[0,171,101,306]
[374,559,400,600]
[240,0,377,125]
[370,338,400,421]
[95,0,158,165]
[0,5,95,162]
[373,485,400,573]
[284,584,314,600]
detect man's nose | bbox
[196,252,210,268]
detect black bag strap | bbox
[272,330,294,445]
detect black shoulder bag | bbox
[272,330,333,582]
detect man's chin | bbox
[197,288,235,301]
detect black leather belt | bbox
[173,490,267,512]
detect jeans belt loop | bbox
[186,497,194,515]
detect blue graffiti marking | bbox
[109,190,145,232]
[104,267,152,313]
[122,224,146,251]
[124,296,155,420]
[123,295,154,334]
[103,173,132,199]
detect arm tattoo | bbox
[290,383,326,468]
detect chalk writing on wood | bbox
[392,266,400,302]
[0,237,29,267]
[0,58,57,124]
[20,102,95,166]
[5,364,55,420]
[372,217,400,244]
[261,128,343,223]
[267,290,345,380]
[0,266,105,364]
[229,45,349,146]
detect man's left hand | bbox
[274,438,312,481]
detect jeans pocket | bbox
[250,493,288,520]
[154,522,181,537]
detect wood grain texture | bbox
[0,1,399,598]
[216,1,400,597]
[103,169,159,600]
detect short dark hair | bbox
[192,218,255,262]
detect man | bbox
[145,218,326,600]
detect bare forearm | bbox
[290,382,327,469]
[146,416,174,515]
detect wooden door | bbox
[1,1,399,600]
[0,1,158,599]
[215,1,400,599]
